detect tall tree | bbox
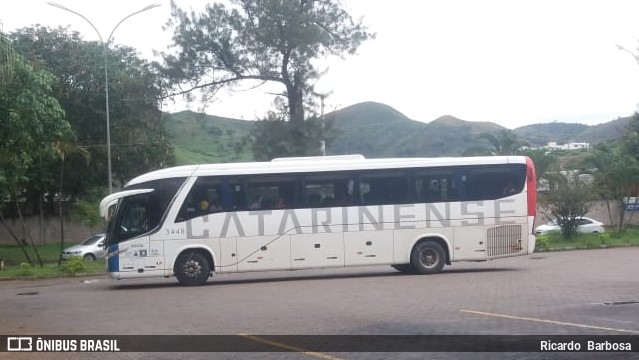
[540,172,596,238]
[478,130,527,155]
[584,143,639,232]
[0,35,71,264]
[463,130,528,156]
[10,26,174,195]
[522,148,557,182]
[160,0,373,158]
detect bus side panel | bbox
[236,235,291,272]
[344,230,394,266]
[453,226,488,260]
[290,232,344,269]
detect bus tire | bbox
[410,241,446,274]
[174,252,210,286]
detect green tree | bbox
[478,130,528,155]
[52,136,90,265]
[160,0,373,158]
[522,148,557,182]
[10,26,174,195]
[463,129,528,156]
[251,113,325,160]
[540,172,596,238]
[584,118,639,232]
[0,35,71,264]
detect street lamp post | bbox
[48,2,160,194]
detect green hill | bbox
[514,122,590,147]
[164,104,631,165]
[163,111,253,164]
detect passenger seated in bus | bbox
[248,196,262,210]
[275,197,286,209]
[198,198,210,212]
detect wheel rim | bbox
[182,259,202,279]
[420,249,438,268]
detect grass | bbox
[535,227,639,252]
[0,243,106,279]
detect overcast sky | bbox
[3,0,639,128]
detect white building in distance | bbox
[544,141,590,151]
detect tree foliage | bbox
[540,173,596,238]
[463,130,528,156]
[161,0,373,158]
[583,117,639,232]
[10,26,174,195]
[0,34,71,264]
[522,148,556,182]
[0,36,70,200]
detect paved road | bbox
[1,247,638,359]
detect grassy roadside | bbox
[1,229,639,280]
[0,243,105,280]
[535,228,639,252]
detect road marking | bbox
[460,309,639,334]
[238,333,344,360]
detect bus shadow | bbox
[108,267,518,290]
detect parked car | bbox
[534,217,605,235]
[62,234,106,261]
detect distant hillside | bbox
[327,103,508,157]
[514,123,589,147]
[163,111,253,164]
[513,116,631,147]
[164,103,631,165]
[578,116,632,143]
[326,102,426,156]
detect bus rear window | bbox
[465,165,527,201]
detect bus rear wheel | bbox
[410,241,446,274]
[175,252,210,286]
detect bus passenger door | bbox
[218,237,238,273]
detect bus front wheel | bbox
[175,252,210,286]
[410,241,446,274]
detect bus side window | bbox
[302,175,354,208]
[176,177,227,222]
[415,171,456,203]
[359,173,408,205]
[465,165,526,201]
[246,177,295,210]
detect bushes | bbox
[61,256,85,275]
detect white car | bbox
[62,234,106,261]
[534,217,605,235]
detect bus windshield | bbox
[105,177,186,247]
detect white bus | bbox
[99,155,537,286]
